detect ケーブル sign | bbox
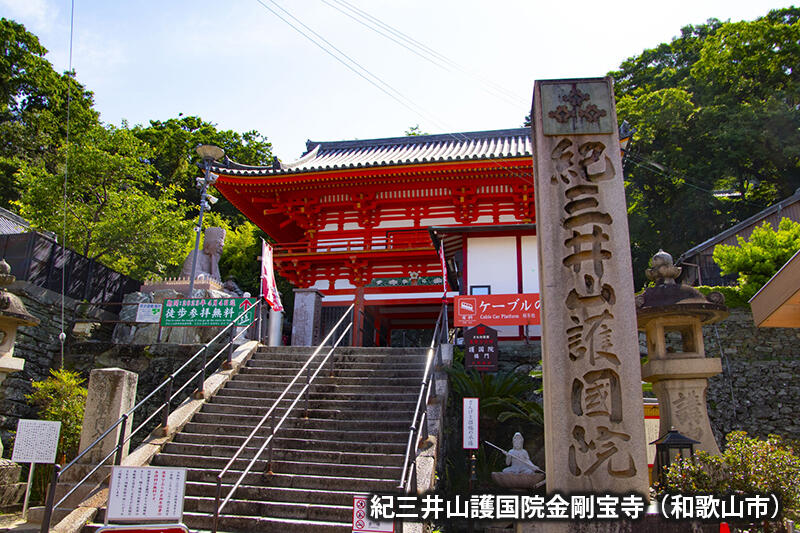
[454,294,540,327]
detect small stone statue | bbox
[503,432,537,474]
[489,433,545,490]
[180,227,226,281]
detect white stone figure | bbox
[180,226,226,281]
[503,432,536,474]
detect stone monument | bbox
[531,78,650,500]
[637,250,728,455]
[180,226,226,283]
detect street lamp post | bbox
[187,144,224,297]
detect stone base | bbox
[0,459,25,508]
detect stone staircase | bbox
[83,345,428,532]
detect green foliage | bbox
[442,362,543,495]
[0,18,97,209]
[660,431,800,522]
[15,124,194,280]
[696,285,750,308]
[611,7,800,288]
[131,116,273,222]
[404,124,427,136]
[712,218,800,300]
[26,369,87,460]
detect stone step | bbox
[185,480,358,506]
[214,387,419,404]
[187,467,400,492]
[179,421,408,444]
[255,346,426,357]
[245,359,426,371]
[188,495,352,524]
[162,442,404,466]
[153,453,402,480]
[185,511,352,533]
[232,373,424,387]
[84,509,352,533]
[239,366,425,378]
[191,411,411,432]
[201,401,415,421]
[225,379,422,393]
[173,432,407,455]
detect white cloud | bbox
[0,0,58,32]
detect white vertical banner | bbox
[439,242,448,295]
[463,397,479,449]
[261,239,283,312]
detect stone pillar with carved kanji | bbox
[637,250,728,455]
[291,288,323,346]
[530,77,651,505]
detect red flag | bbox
[439,242,449,295]
[261,239,284,312]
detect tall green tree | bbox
[131,116,274,221]
[16,124,193,279]
[0,18,98,208]
[610,7,800,287]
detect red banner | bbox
[454,294,540,327]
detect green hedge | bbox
[696,285,749,308]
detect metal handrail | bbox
[40,300,265,533]
[397,300,448,492]
[212,304,355,532]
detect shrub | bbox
[659,431,800,523]
[26,369,87,460]
[713,218,800,301]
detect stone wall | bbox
[0,281,115,451]
[702,308,800,444]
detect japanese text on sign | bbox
[107,466,186,522]
[463,398,479,450]
[454,294,540,327]
[11,419,60,464]
[160,298,255,327]
[464,324,498,372]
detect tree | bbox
[15,124,193,280]
[131,116,274,222]
[610,7,800,287]
[712,218,800,300]
[0,18,98,209]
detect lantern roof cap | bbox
[0,259,39,327]
[650,427,701,446]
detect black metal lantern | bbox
[650,427,700,483]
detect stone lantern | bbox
[636,250,728,455]
[0,259,38,384]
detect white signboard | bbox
[352,495,393,533]
[463,398,479,450]
[12,419,60,464]
[107,466,186,522]
[136,303,162,323]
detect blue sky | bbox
[1,0,794,161]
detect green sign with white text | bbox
[160,298,256,327]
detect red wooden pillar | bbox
[352,285,365,347]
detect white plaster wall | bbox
[466,236,518,336]
[521,235,542,337]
